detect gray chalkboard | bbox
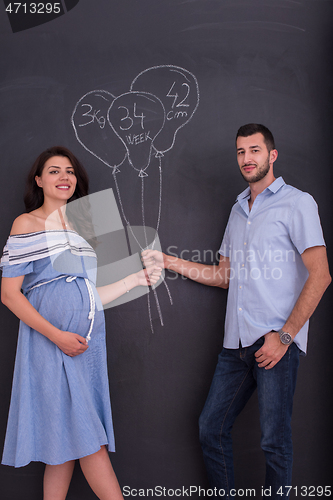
[0,1,332,499]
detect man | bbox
[142,124,331,499]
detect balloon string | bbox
[141,174,149,249]
[140,172,164,330]
[112,159,172,333]
[152,158,172,304]
[146,291,154,334]
[152,157,162,250]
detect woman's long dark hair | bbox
[24,146,97,246]
[24,146,89,211]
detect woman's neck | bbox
[33,201,69,231]
[39,199,67,219]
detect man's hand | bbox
[255,331,288,370]
[142,249,166,269]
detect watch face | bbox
[280,332,292,344]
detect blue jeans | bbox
[199,338,300,499]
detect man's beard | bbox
[240,157,270,183]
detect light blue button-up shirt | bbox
[219,177,325,353]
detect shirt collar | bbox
[267,176,285,193]
[236,176,285,202]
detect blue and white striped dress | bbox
[0,230,115,468]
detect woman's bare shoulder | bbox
[10,212,45,236]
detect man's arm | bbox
[282,246,331,336]
[142,250,230,289]
[255,245,331,369]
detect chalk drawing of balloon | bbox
[130,65,199,154]
[107,92,165,177]
[72,90,126,168]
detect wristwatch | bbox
[278,329,293,346]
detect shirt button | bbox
[239,307,242,311]
[242,264,245,267]
[248,221,251,225]
[239,286,242,289]
[244,242,247,245]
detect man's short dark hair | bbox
[236,124,275,152]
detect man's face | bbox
[236,132,273,184]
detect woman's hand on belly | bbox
[1,277,89,356]
[53,330,89,357]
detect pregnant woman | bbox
[0,146,161,500]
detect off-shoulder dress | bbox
[0,230,115,468]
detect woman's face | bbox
[35,156,77,203]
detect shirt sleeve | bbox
[0,241,34,277]
[219,215,231,257]
[289,193,325,255]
